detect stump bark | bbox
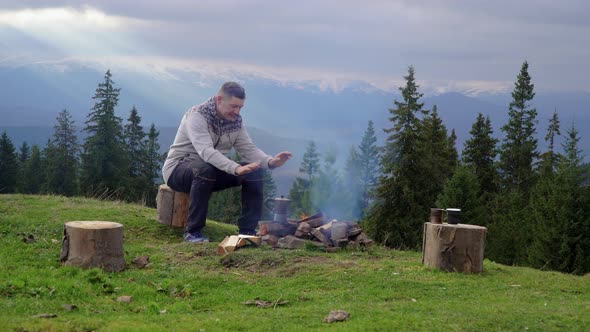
[156,184,189,228]
[60,221,126,272]
[422,222,487,273]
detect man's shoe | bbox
[183,232,209,243]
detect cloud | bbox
[1,1,589,93]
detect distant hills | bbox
[2,59,589,192]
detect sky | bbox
[0,0,589,94]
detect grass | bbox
[1,194,589,331]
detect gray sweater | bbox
[162,97,272,184]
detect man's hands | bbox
[269,151,292,169]
[235,162,261,176]
[234,151,292,176]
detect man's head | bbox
[216,82,245,121]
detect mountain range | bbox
[1,60,589,193]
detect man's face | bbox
[216,95,244,121]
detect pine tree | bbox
[16,142,31,192]
[418,105,457,208]
[299,141,320,182]
[141,123,162,207]
[491,61,539,265]
[539,110,561,176]
[144,124,161,184]
[123,106,149,202]
[21,145,44,194]
[529,125,589,274]
[262,169,278,220]
[0,131,18,193]
[463,113,499,195]
[46,109,80,196]
[357,121,380,216]
[290,141,321,216]
[344,145,363,219]
[499,61,539,193]
[80,70,129,198]
[436,166,483,225]
[365,66,428,248]
[125,106,146,177]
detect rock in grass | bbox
[323,310,350,323]
[62,304,77,311]
[132,256,151,269]
[116,295,133,303]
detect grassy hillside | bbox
[1,194,589,331]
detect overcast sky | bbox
[0,0,589,94]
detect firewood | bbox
[310,228,332,247]
[295,222,311,238]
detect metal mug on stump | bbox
[446,208,461,224]
[265,196,291,223]
[430,208,444,224]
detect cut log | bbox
[60,221,126,272]
[156,184,189,228]
[422,222,487,273]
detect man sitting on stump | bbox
[163,82,292,243]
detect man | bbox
[163,82,292,243]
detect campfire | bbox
[257,212,373,250]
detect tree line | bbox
[285,62,589,275]
[0,70,163,206]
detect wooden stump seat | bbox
[60,221,126,272]
[156,184,189,228]
[422,222,487,273]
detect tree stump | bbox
[422,222,487,273]
[60,221,126,272]
[156,184,189,228]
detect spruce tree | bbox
[529,125,589,274]
[299,141,320,182]
[125,106,146,178]
[539,110,561,176]
[463,113,499,196]
[16,142,31,192]
[22,145,44,194]
[262,169,278,219]
[436,166,483,225]
[80,70,129,198]
[418,105,457,208]
[290,141,321,216]
[124,106,148,202]
[46,109,80,196]
[144,124,161,184]
[0,131,18,193]
[365,66,428,248]
[499,61,539,193]
[556,125,589,273]
[344,145,363,219]
[357,121,380,216]
[491,61,539,265]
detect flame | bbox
[300,213,309,220]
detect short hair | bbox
[218,82,246,100]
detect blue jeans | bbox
[166,159,263,235]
